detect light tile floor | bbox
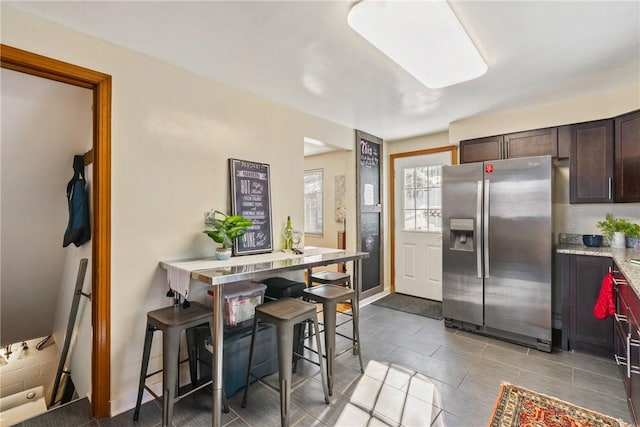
[14,303,632,426]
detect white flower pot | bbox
[610,232,626,249]
[215,247,232,260]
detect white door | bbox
[394,152,451,301]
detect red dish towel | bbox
[594,273,615,320]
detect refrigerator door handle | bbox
[484,179,490,278]
[476,180,482,279]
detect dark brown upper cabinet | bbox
[460,128,558,164]
[614,110,640,202]
[570,119,614,203]
[459,135,504,163]
[557,125,571,159]
[504,128,558,159]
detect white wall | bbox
[1,5,356,414]
[0,337,60,402]
[1,68,93,347]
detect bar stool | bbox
[242,298,329,427]
[310,271,351,288]
[302,284,364,396]
[133,301,228,426]
[261,277,307,368]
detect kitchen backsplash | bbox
[554,165,640,247]
[558,232,640,248]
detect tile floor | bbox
[13,303,632,426]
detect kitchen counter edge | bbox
[557,244,640,295]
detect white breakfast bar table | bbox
[159,247,369,427]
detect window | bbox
[304,169,323,235]
[403,166,442,232]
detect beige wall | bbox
[449,83,640,144]
[303,149,356,253]
[2,5,355,414]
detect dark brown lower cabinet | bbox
[614,268,640,426]
[560,254,613,356]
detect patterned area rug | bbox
[489,383,630,427]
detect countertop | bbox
[557,244,640,294]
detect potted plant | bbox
[596,213,640,249]
[203,210,252,259]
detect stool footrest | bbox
[174,379,213,403]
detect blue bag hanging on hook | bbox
[63,155,91,247]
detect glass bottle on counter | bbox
[283,216,293,250]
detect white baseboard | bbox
[109,379,162,417]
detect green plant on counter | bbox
[203,210,253,248]
[596,213,640,239]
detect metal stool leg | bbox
[133,324,155,421]
[186,326,200,387]
[241,316,259,408]
[311,314,330,405]
[322,301,338,396]
[162,328,180,427]
[276,321,294,427]
[351,295,364,373]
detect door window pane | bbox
[401,165,443,232]
[404,169,415,188]
[404,190,415,209]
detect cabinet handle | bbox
[608,177,612,200]
[613,278,628,286]
[615,353,628,368]
[628,334,632,378]
[615,313,628,323]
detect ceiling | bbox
[7,1,640,143]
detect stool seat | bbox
[147,302,213,328]
[261,277,306,299]
[257,298,317,321]
[304,284,354,302]
[310,271,351,286]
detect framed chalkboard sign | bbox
[229,158,273,255]
[356,130,383,299]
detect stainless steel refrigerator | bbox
[442,155,552,352]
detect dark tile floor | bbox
[14,303,631,426]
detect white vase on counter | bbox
[610,232,626,249]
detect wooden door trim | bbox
[1,44,111,418]
[389,145,457,293]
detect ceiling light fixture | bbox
[347,0,487,89]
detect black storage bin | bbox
[197,323,278,396]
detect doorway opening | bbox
[1,44,112,418]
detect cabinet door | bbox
[459,135,503,164]
[504,128,558,159]
[557,125,571,159]
[570,119,614,203]
[614,110,640,202]
[568,255,613,356]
